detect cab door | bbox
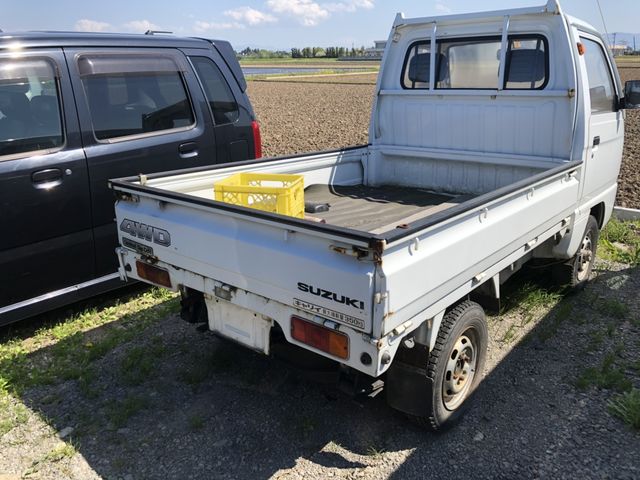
[65,48,217,276]
[579,34,624,203]
[0,49,93,312]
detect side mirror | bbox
[623,80,640,109]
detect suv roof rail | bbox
[145,30,173,35]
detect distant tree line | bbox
[237,46,369,59]
[238,47,290,59]
[291,46,367,58]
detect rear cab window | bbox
[77,55,195,141]
[0,58,64,159]
[401,35,548,90]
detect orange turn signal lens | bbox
[136,260,172,288]
[291,316,349,360]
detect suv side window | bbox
[0,58,63,159]
[581,37,617,113]
[77,55,195,141]
[190,56,239,124]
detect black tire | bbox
[552,215,599,289]
[411,300,488,431]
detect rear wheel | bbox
[552,215,599,289]
[411,301,488,430]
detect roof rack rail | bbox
[145,30,173,35]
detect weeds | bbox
[576,351,632,393]
[188,414,205,431]
[366,445,386,458]
[598,218,640,265]
[177,347,235,387]
[106,394,150,428]
[0,288,178,396]
[43,441,77,462]
[119,337,166,386]
[608,389,640,430]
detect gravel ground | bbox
[1,74,639,480]
[0,264,638,479]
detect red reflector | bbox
[291,316,349,359]
[136,261,172,288]
[251,120,262,159]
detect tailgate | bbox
[114,193,377,333]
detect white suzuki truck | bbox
[109,1,640,430]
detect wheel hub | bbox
[576,233,593,282]
[443,332,477,410]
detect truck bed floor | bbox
[304,184,473,233]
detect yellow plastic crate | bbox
[214,172,304,218]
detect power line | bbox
[595,0,611,49]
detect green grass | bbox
[119,337,166,386]
[576,351,632,393]
[608,389,640,430]
[177,347,235,387]
[0,377,30,436]
[43,441,77,462]
[598,218,640,266]
[0,288,178,397]
[366,445,386,458]
[188,413,205,431]
[106,394,150,428]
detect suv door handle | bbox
[32,168,63,189]
[178,142,198,158]
[593,136,600,147]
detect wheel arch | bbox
[590,202,606,229]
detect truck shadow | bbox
[2,265,638,479]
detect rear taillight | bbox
[136,260,172,288]
[291,316,349,359]
[251,120,262,159]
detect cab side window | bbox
[581,37,617,113]
[190,56,239,124]
[78,55,195,141]
[0,58,64,158]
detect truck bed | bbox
[304,184,474,233]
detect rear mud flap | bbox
[385,360,434,417]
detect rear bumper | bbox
[116,247,399,377]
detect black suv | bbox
[0,32,261,324]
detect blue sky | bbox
[2,1,638,50]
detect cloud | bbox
[75,19,111,32]
[435,3,451,14]
[266,0,330,26]
[193,20,245,33]
[122,19,162,33]
[224,6,277,26]
[325,0,374,13]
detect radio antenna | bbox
[595,0,611,50]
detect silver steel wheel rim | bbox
[576,231,593,282]
[443,331,477,411]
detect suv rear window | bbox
[0,58,64,158]
[190,56,239,125]
[78,55,195,141]
[402,35,548,90]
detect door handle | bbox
[31,168,63,189]
[593,136,600,147]
[178,142,198,158]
